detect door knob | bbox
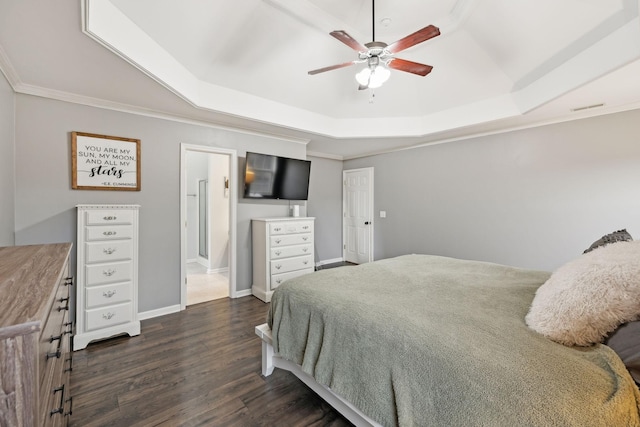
[365,221,370,225]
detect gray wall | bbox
[0,71,14,246]
[13,94,307,312]
[307,155,344,264]
[345,109,640,272]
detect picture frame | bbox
[71,132,141,191]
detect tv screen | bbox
[244,152,311,200]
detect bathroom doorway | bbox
[180,144,237,309]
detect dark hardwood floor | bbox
[70,296,352,426]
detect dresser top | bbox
[77,204,140,209]
[252,217,315,222]
[0,243,72,334]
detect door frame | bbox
[342,167,374,264]
[180,143,238,310]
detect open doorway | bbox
[180,144,237,310]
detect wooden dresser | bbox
[251,217,315,302]
[0,243,73,427]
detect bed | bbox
[256,253,640,427]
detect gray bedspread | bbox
[268,254,640,427]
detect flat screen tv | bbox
[243,152,311,200]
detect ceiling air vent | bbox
[570,103,605,112]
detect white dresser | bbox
[252,217,315,302]
[74,204,140,350]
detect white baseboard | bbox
[207,266,229,274]
[316,257,344,267]
[233,289,252,298]
[138,304,181,321]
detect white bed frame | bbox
[255,323,381,427]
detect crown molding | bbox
[12,82,310,146]
[0,43,21,89]
[306,151,343,161]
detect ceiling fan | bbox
[308,0,440,89]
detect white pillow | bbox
[525,241,640,346]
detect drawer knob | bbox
[303,226,309,229]
[103,215,117,221]
[102,312,115,320]
[276,279,282,284]
[103,231,117,236]
[275,264,282,270]
[64,277,74,286]
[103,269,116,276]
[303,248,308,252]
[274,227,281,231]
[49,334,62,343]
[302,237,308,241]
[103,247,116,254]
[275,251,281,256]
[303,261,308,265]
[103,290,117,298]
[275,239,281,244]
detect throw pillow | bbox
[605,321,640,383]
[525,240,640,346]
[583,229,633,253]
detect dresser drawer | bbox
[270,233,313,247]
[270,244,312,259]
[271,255,313,275]
[85,261,132,286]
[85,225,133,241]
[85,302,134,331]
[39,302,67,389]
[270,221,313,235]
[86,282,132,308]
[271,268,314,289]
[85,209,134,225]
[40,343,68,427]
[85,240,133,263]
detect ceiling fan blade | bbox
[388,58,433,76]
[386,25,440,54]
[330,30,367,52]
[308,61,357,75]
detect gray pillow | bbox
[583,229,633,253]
[605,321,640,384]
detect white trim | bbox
[306,151,343,161]
[0,43,21,88]
[13,81,309,146]
[181,144,238,312]
[5,64,640,162]
[316,257,344,267]
[255,323,381,427]
[207,267,229,274]
[235,289,253,298]
[138,304,181,321]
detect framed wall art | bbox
[71,132,141,191]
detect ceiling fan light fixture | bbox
[355,64,390,88]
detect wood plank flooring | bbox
[70,296,352,426]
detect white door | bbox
[343,168,373,264]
